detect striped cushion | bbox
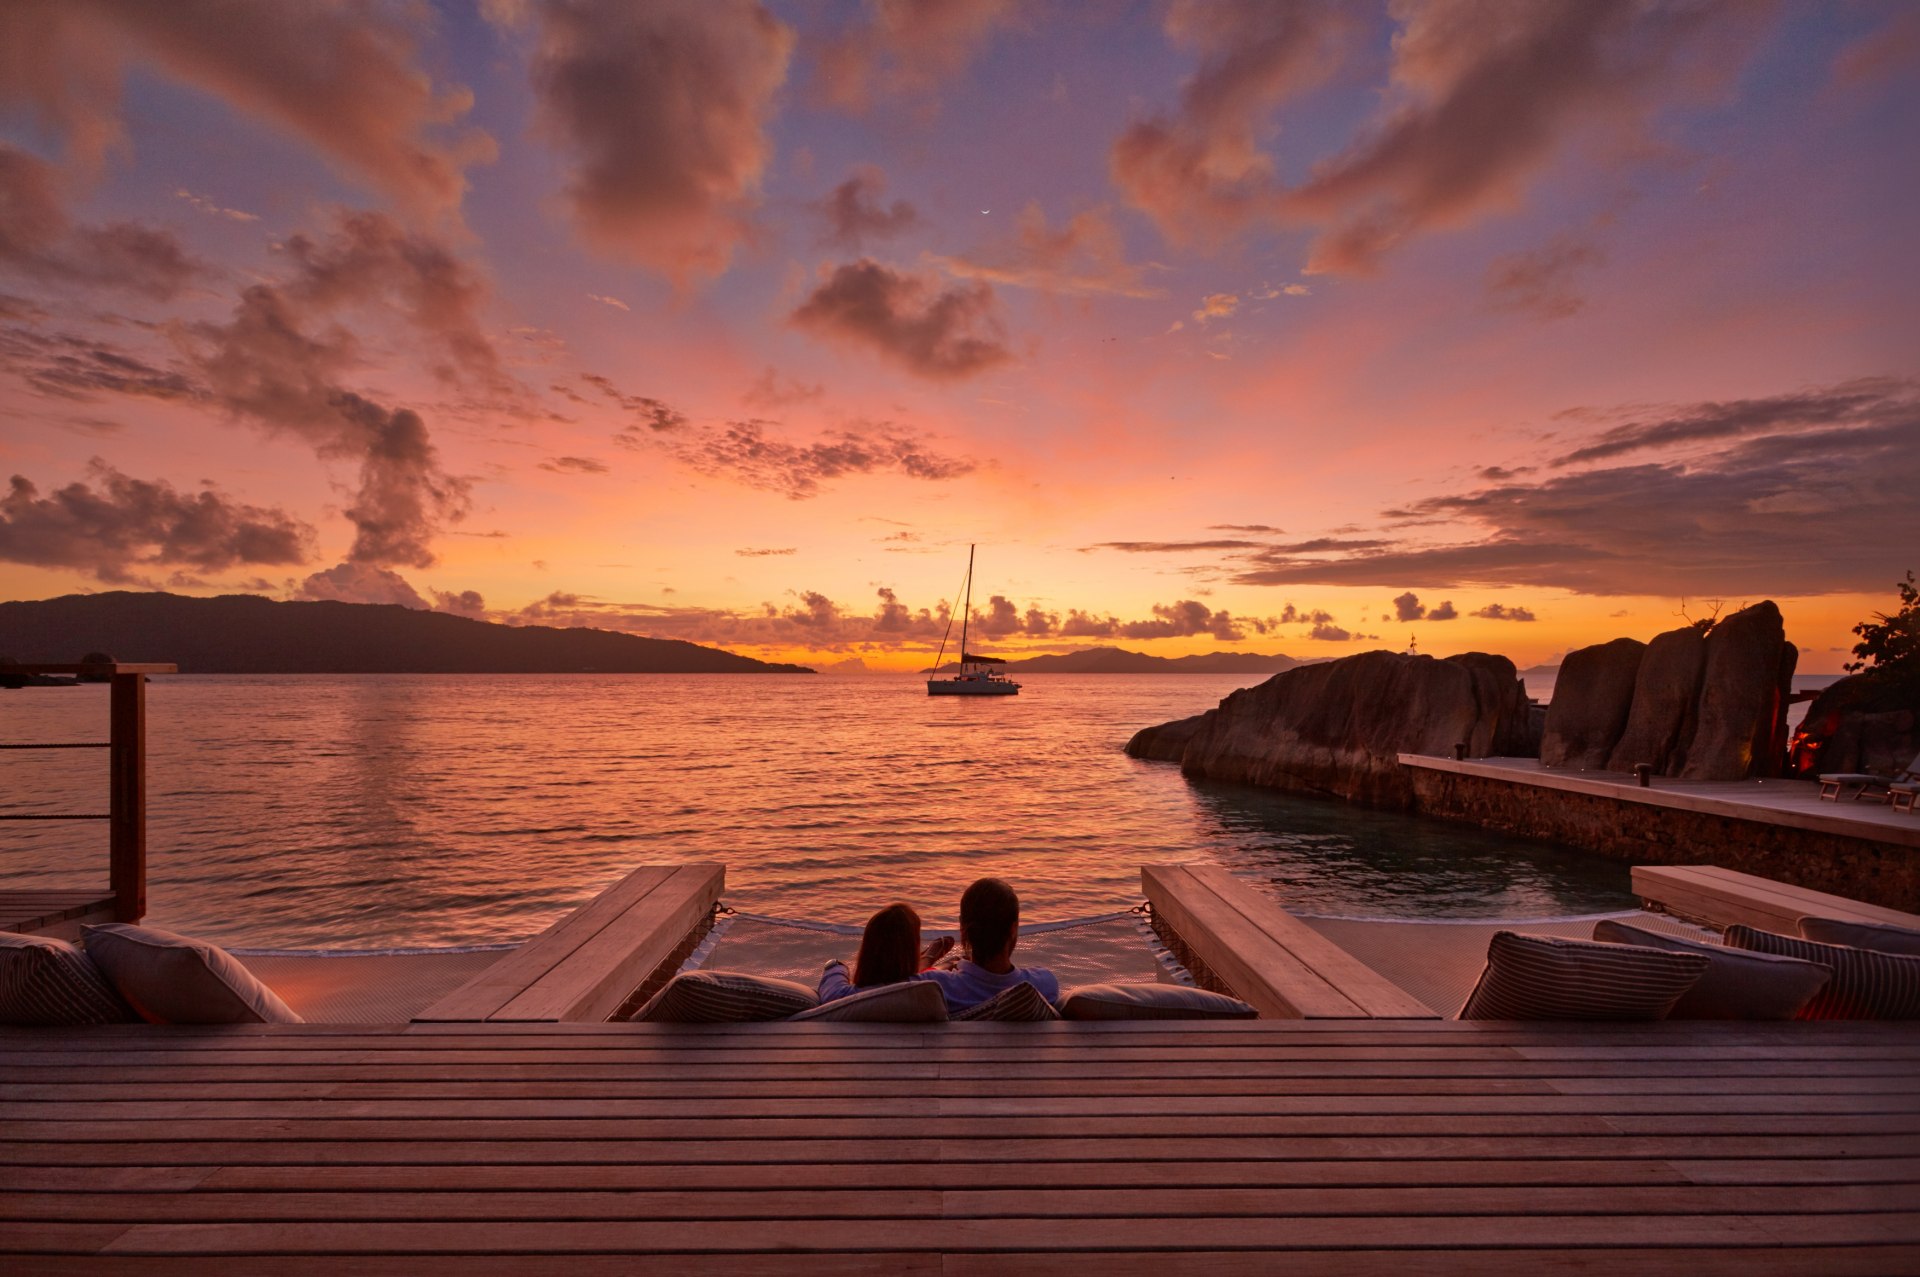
[1458,931,1709,1021]
[1591,920,1830,1021]
[1797,916,1920,958]
[1060,983,1258,1021]
[789,979,948,1023]
[0,931,137,1026]
[951,980,1060,1022]
[1726,925,1920,1020]
[83,924,301,1025]
[632,970,818,1023]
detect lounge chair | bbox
[1818,751,1920,803]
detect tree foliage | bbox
[1845,571,1919,675]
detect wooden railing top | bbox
[3,663,177,675]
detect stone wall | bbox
[1406,767,1919,912]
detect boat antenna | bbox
[958,543,974,666]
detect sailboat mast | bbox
[959,543,974,666]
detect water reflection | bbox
[6,673,1634,979]
[1186,779,1631,918]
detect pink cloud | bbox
[0,0,492,216]
[524,0,794,280]
[790,259,1013,380]
[816,0,1024,114]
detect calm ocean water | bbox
[4,673,1635,984]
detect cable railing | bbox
[1,661,175,926]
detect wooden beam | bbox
[1634,865,1920,934]
[107,672,147,924]
[6,663,178,675]
[414,864,723,1024]
[1142,865,1436,1019]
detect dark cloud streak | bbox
[0,461,312,583]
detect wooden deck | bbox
[1399,754,1920,848]
[413,863,723,1024]
[3,1019,1918,1272]
[0,890,116,942]
[1636,865,1920,935]
[1144,863,1437,1018]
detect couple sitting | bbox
[819,877,1059,1013]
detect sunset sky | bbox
[1,0,1915,671]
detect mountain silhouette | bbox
[0,592,813,674]
[925,646,1302,674]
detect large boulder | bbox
[1124,650,1531,808]
[1124,712,1210,763]
[1606,625,1708,775]
[1680,600,1796,780]
[1791,666,1920,778]
[1540,637,1645,769]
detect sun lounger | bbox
[1818,751,1920,802]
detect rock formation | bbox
[1538,601,1796,781]
[1682,601,1796,780]
[1125,712,1208,763]
[1605,625,1707,774]
[1124,650,1532,808]
[1792,667,1920,779]
[1540,637,1645,769]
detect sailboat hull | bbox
[927,678,1020,696]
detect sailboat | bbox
[927,544,1022,697]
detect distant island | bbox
[0,592,813,675]
[925,646,1303,675]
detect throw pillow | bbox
[1060,982,1257,1021]
[1725,925,1920,1020]
[1591,919,1829,1020]
[631,970,818,1023]
[0,931,138,1026]
[82,923,301,1025]
[950,980,1060,1022]
[1457,930,1708,1021]
[1797,916,1920,958]
[789,979,948,1023]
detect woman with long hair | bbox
[819,902,954,1002]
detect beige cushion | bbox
[1458,930,1708,1021]
[790,979,948,1023]
[0,931,138,1026]
[1725,925,1920,1020]
[1592,920,1829,1020]
[1060,982,1257,1021]
[82,923,301,1025]
[1798,916,1920,957]
[632,970,818,1023]
[951,980,1060,1022]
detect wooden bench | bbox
[1142,863,1437,1019]
[1634,864,1920,935]
[414,862,723,1023]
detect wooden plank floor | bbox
[3,1021,1918,1274]
[0,890,116,942]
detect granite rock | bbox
[1681,600,1796,780]
[1790,667,1920,778]
[1124,650,1532,808]
[1124,712,1210,763]
[1540,637,1645,770]
[1605,625,1708,775]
